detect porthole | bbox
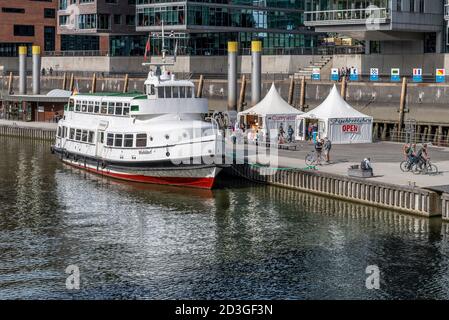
[166,152,170,157]
[149,136,153,141]
[165,134,170,140]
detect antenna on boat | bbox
[142,20,175,70]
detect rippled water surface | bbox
[1,137,449,299]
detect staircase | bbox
[294,56,333,79]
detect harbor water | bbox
[1,137,449,299]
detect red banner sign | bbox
[342,124,359,133]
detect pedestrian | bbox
[323,137,332,163]
[287,125,294,143]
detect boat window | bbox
[75,129,82,141]
[63,126,67,138]
[69,99,74,111]
[88,101,94,113]
[69,128,75,139]
[57,126,62,137]
[88,131,95,144]
[150,85,155,95]
[165,86,172,98]
[124,134,133,148]
[189,87,194,98]
[123,103,130,116]
[99,132,104,144]
[157,86,164,98]
[81,130,88,142]
[114,134,123,147]
[107,133,114,146]
[108,102,115,115]
[94,101,100,113]
[115,102,123,116]
[179,86,185,98]
[172,86,179,98]
[81,101,87,112]
[75,101,81,112]
[136,133,147,147]
[101,102,107,114]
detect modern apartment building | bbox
[57,0,145,56]
[0,0,59,57]
[135,0,323,56]
[304,0,444,54]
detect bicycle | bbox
[305,150,326,166]
[412,158,438,175]
[400,158,415,172]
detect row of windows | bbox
[146,85,196,98]
[2,7,54,16]
[106,133,147,148]
[68,100,131,116]
[57,127,149,148]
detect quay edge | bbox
[230,164,445,219]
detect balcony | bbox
[304,7,390,27]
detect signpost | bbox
[412,68,422,82]
[331,68,339,81]
[349,68,359,81]
[436,68,445,83]
[391,68,400,82]
[312,68,320,80]
[370,68,379,81]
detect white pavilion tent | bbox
[295,85,373,144]
[238,83,303,139]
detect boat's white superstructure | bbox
[52,68,223,189]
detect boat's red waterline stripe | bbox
[64,161,216,189]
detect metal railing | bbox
[44,50,109,57]
[305,7,390,26]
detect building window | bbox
[409,0,414,12]
[44,26,56,51]
[396,0,402,12]
[419,0,424,13]
[61,35,99,51]
[59,15,69,25]
[126,15,135,26]
[113,14,121,24]
[14,25,35,37]
[44,8,55,18]
[1,8,25,14]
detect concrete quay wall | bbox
[232,164,443,218]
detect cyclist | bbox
[315,138,324,165]
[416,144,429,170]
[403,143,416,169]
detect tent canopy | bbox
[239,83,303,116]
[299,85,371,119]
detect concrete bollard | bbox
[69,73,74,92]
[7,72,13,94]
[19,46,27,95]
[32,46,41,95]
[398,77,407,133]
[227,41,238,111]
[251,40,262,106]
[62,72,67,90]
[91,73,97,93]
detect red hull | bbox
[65,161,216,189]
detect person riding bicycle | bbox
[403,143,417,169]
[315,138,324,165]
[416,144,429,170]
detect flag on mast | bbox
[143,35,151,61]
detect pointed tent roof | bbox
[299,85,371,119]
[239,83,303,116]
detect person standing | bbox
[323,137,332,163]
[287,125,294,143]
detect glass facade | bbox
[136,0,323,55]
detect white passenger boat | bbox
[52,42,223,189]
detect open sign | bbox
[342,124,359,133]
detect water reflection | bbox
[0,137,448,299]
